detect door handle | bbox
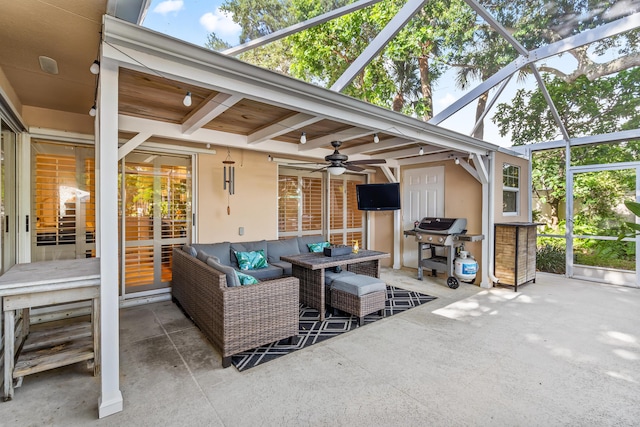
[26,215,29,232]
[5,215,8,233]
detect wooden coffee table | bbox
[280,250,389,321]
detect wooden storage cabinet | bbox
[494,223,539,291]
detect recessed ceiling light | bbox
[38,56,59,75]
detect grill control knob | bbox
[427,236,433,242]
[438,237,444,243]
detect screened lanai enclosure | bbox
[144,0,639,286]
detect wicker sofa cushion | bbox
[324,269,355,286]
[196,250,211,263]
[271,261,292,276]
[266,238,300,262]
[206,256,241,287]
[192,242,232,265]
[297,235,325,253]
[245,264,284,281]
[182,244,197,257]
[331,274,386,296]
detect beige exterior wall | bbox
[22,106,94,135]
[494,151,530,223]
[368,169,395,268]
[196,148,278,243]
[0,66,22,115]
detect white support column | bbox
[392,166,401,270]
[473,154,492,288]
[97,57,123,418]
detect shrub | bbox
[537,244,566,274]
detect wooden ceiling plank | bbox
[383,145,446,159]
[340,137,411,155]
[182,93,243,135]
[297,127,374,151]
[247,113,321,144]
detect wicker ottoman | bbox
[330,274,387,326]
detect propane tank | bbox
[454,250,478,283]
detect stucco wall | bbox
[22,106,94,135]
[368,169,395,268]
[196,148,278,243]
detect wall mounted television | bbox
[356,183,401,211]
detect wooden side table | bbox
[0,258,100,401]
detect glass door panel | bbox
[121,152,191,295]
[1,120,17,274]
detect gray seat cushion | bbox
[192,242,231,265]
[266,238,300,262]
[182,244,197,257]
[271,261,292,276]
[206,256,240,287]
[241,264,283,281]
[196,250,211,263]
[297,235,325,253]
[324,269,355,286]
[331,274,386,296]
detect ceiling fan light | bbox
[327,165,346,175]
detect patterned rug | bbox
[231,286,436,371]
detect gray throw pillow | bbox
[196,250,210,263]
[206,257,240,287]
[182,244,197,257]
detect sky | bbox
[143,0,241,47]
[141,0,516,147]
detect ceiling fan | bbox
[312,140,386,175]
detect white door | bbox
[402,166,444,268]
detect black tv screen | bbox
[356,183,401,211]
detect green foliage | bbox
[536,243,566,274]
[619,201,640,239]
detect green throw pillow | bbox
[234,250,268,270]
[307,241,331,253]
[235,271,259,285]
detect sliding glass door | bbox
[120,152,191,296]
[1,120,16,274]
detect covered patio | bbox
[1,269,639,425]
[0,0,638,422]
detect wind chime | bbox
[223,148,235,215]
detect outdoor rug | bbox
[231,286,436,371]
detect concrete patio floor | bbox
[1,268,639,426]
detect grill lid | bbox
[417,217,467,234]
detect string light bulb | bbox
[268,154,273,162]
[90,60,100,75]
[300,132,306,144]
[183,91,192,107]
[89,105,96,117]
[373,133,379,143]
[454,157,460,165]
[418,146,424,156]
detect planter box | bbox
[323,246,353,257]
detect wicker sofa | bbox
[171,235,326,368]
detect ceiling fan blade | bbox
[345,159,387,166]
[344,164,365,172]
[308,165,329,173]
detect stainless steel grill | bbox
[404,217,483,288]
